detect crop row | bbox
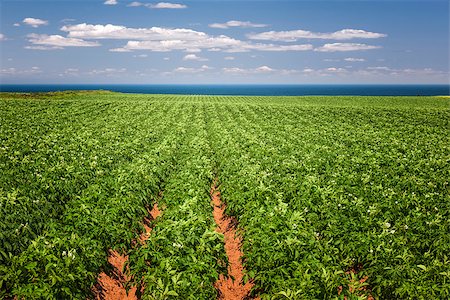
[128,103,227,299]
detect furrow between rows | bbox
[211,180,258,300]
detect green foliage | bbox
[128,103,227,299]
[206,96,449,299]
[0,92,448,299]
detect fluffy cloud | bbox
[25,45,64,50]
[222,65,297,75]
[61,23,206,40]
[344,57,366,62]
[151,2,186,9]
[0,33,5,41]
[128,2,142,6]
[111,39,313,53]
[61,23,313,53]
[315,43,381,52]
[297,66,448,80]
[27,34,101,48]
[223,66,274,74]
[88,68,126,75]
[326,67,348,73]
[183,54,208,61]
[224,56,235,60]
[240,43,313,52]
[50,23,380,54]
[367,66,391,71]
[173,65,211,73]
[134,54,148,58]
[127,2,186,9]
[104,0,118,5]
[248,28,386,42]
[23,18,48,28]
[209,20,268,29]
[64,68,79,74]
[0,66,42,75]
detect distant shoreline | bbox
[1,84,449,96]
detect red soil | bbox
[94,251,137,300]
[93,203,161,300]
[337,266,374,300]
[139,203,161,244]
[210,183,257,300]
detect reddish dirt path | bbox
[93,203,161,300]
[337,265,374,300]
[210,182,257,300]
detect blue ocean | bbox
[0,84,449,96]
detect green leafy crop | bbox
[0,92,448,299]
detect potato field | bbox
[0,91,448,299]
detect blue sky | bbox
[0,0,448,84]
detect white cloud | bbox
[61,23,207,40]
[367,66,393,71]
[315,43,381,52]
[255,65,274,73]
[222,65,296,75]
[297,66,448,80]
[183,54,208,61]
[65,68,79,73]
[224,56,235,60]
[0,33,5,41]
[112,40,313,53]
[326,67,348,73]
[127,2,187,9]
[238,43,313,52]
[62,23,312,53]
[173,65,211,73]
[150,2,187,9]
[104,0,118,5]
[209,20,268,29]
[27,34,101,48]
[222,66,275,74]
[109,47,131,52]
[88,68,127,75]
[1,68,17,75]
[134,54,148,58]
[128,1,143,6]
[344,57,366,62]
[60,68,80,76]
[184,48,201,53]
[25,45,64,50]
[248,28,386,42]
[359,67,448,78]
[163,57,170,60]
[0,66,42,75]
[13,23,21,27]
[296,67,349,77]
[23,18,48,28]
